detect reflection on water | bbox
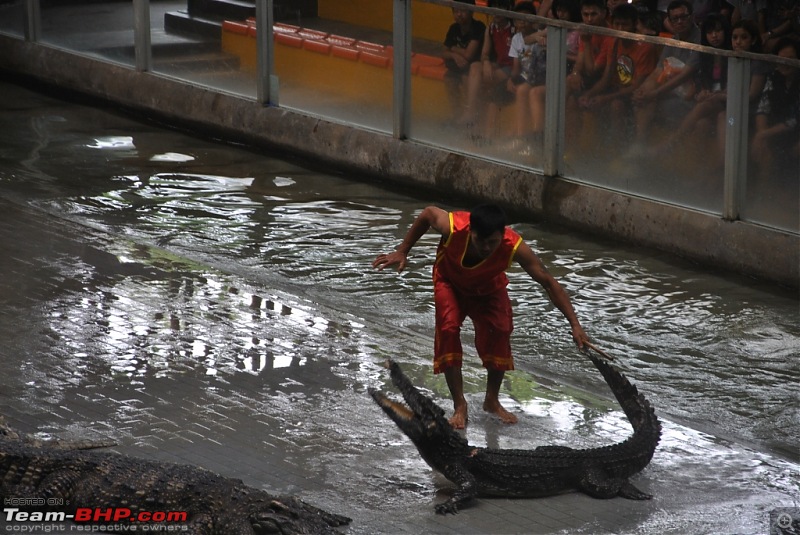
[0,80,796,459]
[0,80,798,533]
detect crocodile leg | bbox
[578,467,652,500]
[617,480,653,500]
[577,467,625,499]
[435,464,478,515]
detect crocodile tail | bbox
[587,352,661,456]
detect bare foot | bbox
[483,400,518,425]
[448,404,468,429]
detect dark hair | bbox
[696,14,732,92]
[773,37,800,59]
[513,1,536,14]
[488,0,514,10]
[638,10,664,35]
[470,204,507,237]
[666,0,693,15]
[700,13,731,48]
[552,0,580,22]
[579,0,606,10]
[611,4,639,23]
[731,19,762,53]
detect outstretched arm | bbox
[372,206,451,272]
[514,241,588,348]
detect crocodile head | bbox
[369,360,470,470]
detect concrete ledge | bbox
[1,35,797,288]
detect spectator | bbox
[630,0,658,12]
[565,0,612,141]
[711,19,768,162]
[554,0,583,72]
[627,0,702,154]
[506,1,548,148]
[606,0,628,22]
[578,4,660,143]
[637,9,670,39]
[443,1,487,121]
[647,13,736,157]
[751,38,799,181]
[727,0,767,26]
[662,0,729,34]
[568,0,612,92]
[761,1,799,53]
[459,0,515,132]
[690,0,730,26]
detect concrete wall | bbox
[0,35,797,288]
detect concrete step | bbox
[188,0,255,21]
[164,10,223,40]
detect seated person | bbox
[751,38,800,182]
[760,1,799,53]
[567,0,612,95]
[506,1,548,147]
[628,0,702,155]
[459,0,515,135]
[577,4,660,144]
[565,0,613,141]
[443,1,487,121]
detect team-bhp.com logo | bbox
[3,504,189,532]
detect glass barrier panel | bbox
[0,0,25,38]
[154,0,255,97]
[740,52,800,234]
[562,26,724,214]
[272,0,392,132]
[39,0,135,66]
[407,4,550,170]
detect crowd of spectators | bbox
[442,0,799,177]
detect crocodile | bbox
[0,417,350,534]
[368,352,661,514]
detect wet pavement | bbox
[0,80,798,534]
[3,194,798,535]
[1,191,798,535]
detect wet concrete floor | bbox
[0,79,798,534]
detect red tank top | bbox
[433,211,522,296]
[490,21,514,68]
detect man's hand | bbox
[571,324,589,350]
[372,251,408,272]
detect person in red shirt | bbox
[577,4,660,140]
[373,204,589,429]
[565,0,614,142]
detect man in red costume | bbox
[373,204,589,429]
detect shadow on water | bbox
[0,78,798,533]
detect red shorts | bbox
[433,279,514,374]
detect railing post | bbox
[133,0,152,72]
[24,0,40,42]
[543,24,567,177]
[723,56,749,221]
[256,0,276,106]
[393,0,411,139]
